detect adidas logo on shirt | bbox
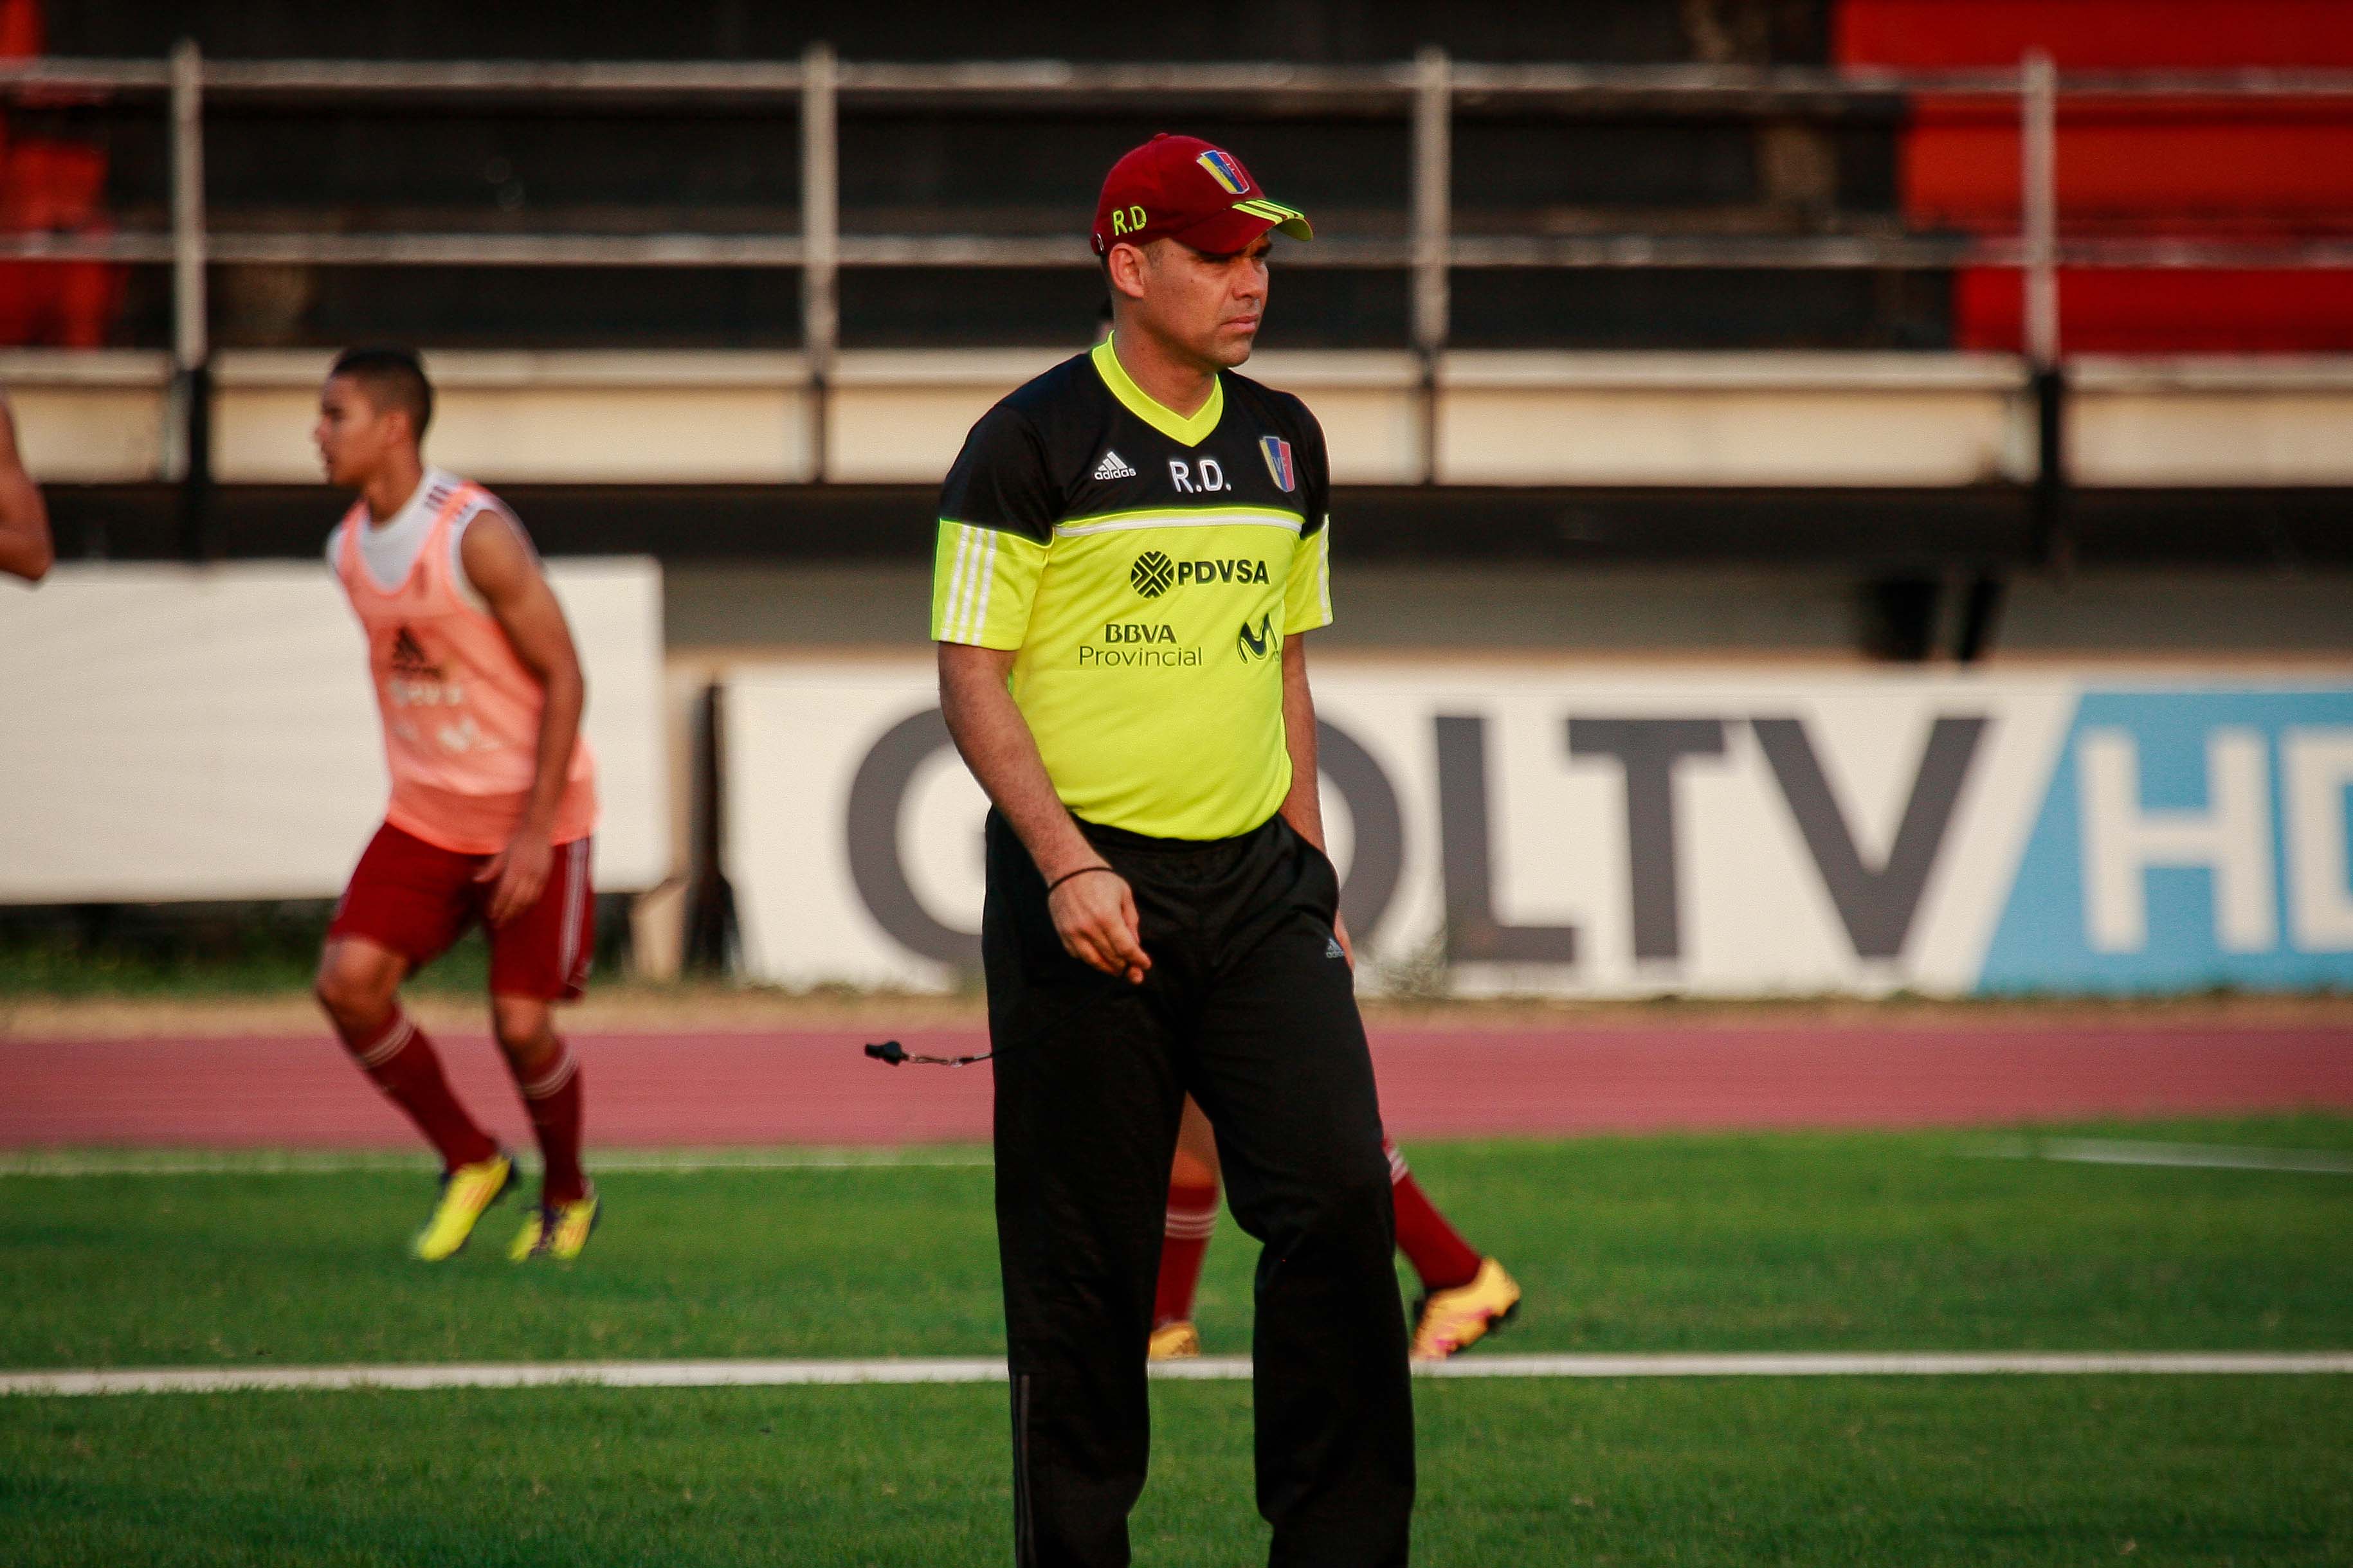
[388,626,441,678]
[1093,449,1138,481]
[1325,935,1346,960]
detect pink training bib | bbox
[335,481,597,855]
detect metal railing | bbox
[6,43,2352,510]
[14,48,2353,361]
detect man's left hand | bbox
[478,827,554,926]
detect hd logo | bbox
[1129,550,1271,599]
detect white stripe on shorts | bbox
[556,838,589,987]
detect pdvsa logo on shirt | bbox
[1176,559,1269,587]
[1130,550,1272,600]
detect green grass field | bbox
[5,1119,2350,1563]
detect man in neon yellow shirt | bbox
[934,135,1411,1568]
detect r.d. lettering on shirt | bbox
[1167,457,1227,494]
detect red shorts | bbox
[329,822,595,1000]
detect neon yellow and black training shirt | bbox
[931,334,1334,841]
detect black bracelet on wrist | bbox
[1046,865,1116,896]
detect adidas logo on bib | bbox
[1093,449,1138,480]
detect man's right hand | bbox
[938,641,1150,986]
[1049,867,1151,984]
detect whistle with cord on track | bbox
[864,1040,993,1067]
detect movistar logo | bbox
[1237,613,1278,661]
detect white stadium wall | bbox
[21,347,2353,491]
[0,561,671,901]
[724,662,2353,998]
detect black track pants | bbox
[985,809,1414,1568]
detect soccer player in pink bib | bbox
[311,347,601,1263]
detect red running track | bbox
[3,1025,2350,1149]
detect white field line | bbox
[7,1352,2352,1399]
[0,1148,992,1178]
[1972,1137,2353,1175]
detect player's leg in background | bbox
[316,919,496,1175]
[318,825,519,1260]
[316,928,513,1259]
[1385,1135,1522,1359]
[1150,1095,1222,1356]
[1186,827,1412,1567]
[319,824,499,1173]
[489,994,586,1205]
[486,837,595,1259]
[1381,1137,1477,1292]
[984,812,1190,1568]
[1158,1101,1516,1359]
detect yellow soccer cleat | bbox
[1147,1320,1202,1360]
[510,1191,601,1262]
[412,1152,515,1262]
[1410,1257,1522,1361]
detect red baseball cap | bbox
[1091,134,1314,258]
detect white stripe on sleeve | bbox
[1318,519,1332,621]
[969,529,999,642]
[941,523,977,640]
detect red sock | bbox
[1385,1139,1482,1292]
[1154,1175,1220,1326]
[517,1041,587,1206]
[343,1010,496,1171]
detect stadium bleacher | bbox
[1,2,2347,672]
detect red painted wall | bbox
[1839,0,2353,351]
[0,0,124,348]
[1837,0,2353,69]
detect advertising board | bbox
[725,662,2353,997]
[0,561,671,901]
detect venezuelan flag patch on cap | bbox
[1197,147,1251,195]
